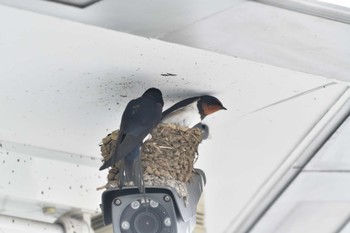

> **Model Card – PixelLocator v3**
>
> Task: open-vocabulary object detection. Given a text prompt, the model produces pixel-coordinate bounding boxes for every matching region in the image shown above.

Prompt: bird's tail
[119,148,145,193]
[99,157,112,170]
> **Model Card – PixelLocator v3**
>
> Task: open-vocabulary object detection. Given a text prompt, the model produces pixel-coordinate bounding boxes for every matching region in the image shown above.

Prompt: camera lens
[134,211,159,233]
[119,197,176,233]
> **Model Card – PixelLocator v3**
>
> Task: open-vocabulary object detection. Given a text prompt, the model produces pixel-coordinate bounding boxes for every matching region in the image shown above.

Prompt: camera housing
[101,169,206,233]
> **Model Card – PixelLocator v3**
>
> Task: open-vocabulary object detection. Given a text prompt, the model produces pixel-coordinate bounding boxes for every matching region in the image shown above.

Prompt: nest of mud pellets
[100,123,203,199]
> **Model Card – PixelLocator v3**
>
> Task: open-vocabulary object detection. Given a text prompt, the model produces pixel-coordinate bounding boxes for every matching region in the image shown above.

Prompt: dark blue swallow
[161,95,226,129]
[100,88,164,189]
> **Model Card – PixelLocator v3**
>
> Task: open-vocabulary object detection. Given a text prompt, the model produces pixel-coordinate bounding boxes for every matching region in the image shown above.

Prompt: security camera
[101,169,206,233]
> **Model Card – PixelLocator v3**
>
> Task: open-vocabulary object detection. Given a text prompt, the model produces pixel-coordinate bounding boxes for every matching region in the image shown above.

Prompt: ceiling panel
[251,172,350,233]
[306,114,350,171]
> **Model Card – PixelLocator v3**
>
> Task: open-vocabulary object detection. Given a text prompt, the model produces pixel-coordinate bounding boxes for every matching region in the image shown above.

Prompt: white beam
[0,214,64,233]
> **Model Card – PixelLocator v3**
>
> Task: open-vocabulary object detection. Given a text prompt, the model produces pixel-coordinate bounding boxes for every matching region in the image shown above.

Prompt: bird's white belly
[162,102,201,128]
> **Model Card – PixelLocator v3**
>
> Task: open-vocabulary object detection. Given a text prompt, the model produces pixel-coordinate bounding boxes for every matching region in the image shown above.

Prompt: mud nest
[100,123,203,199]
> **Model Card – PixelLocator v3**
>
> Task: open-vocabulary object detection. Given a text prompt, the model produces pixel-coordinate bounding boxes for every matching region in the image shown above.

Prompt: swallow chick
[161,95,226,128]
[100,88,164,191]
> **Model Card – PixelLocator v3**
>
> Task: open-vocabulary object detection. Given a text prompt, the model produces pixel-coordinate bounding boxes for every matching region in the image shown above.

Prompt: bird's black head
[142,88,164,106]
[198,95,226,119]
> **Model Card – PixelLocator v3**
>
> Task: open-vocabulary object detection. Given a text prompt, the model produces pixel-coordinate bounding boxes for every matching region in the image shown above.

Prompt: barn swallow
[100,88,164,189]
[161,95,226,128]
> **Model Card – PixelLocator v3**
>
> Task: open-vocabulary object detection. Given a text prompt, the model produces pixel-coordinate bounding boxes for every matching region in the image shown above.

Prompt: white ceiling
[0,0,349,81]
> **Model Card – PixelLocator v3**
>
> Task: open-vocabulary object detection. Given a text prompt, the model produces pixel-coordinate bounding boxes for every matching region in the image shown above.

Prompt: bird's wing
[114,97,162,160]
[122,98,162,135]
[162,96,200,118]
[99,97,162,170]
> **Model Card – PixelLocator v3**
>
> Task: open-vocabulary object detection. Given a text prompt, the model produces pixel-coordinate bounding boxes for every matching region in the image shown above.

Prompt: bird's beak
[222,106,227,110]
